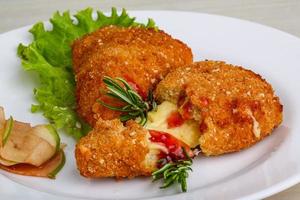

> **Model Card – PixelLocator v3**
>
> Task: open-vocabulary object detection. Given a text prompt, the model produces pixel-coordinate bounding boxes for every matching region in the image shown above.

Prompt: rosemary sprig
[152,149,193,192]
[97,76,157,126]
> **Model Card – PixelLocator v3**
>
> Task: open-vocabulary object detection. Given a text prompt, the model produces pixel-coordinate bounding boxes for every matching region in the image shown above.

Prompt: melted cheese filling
[145,101,200,148]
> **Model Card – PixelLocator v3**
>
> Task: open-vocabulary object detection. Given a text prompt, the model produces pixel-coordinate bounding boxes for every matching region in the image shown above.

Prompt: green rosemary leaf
[160,177,175,189]
[127,112,140,117]
[98,76,156,125]
[152,163,172,176]
[105,92,123,101]
[151,148,193,192]
[119,114,136,122]
[138,112,147,125]
[115,77,132,91]
[181,175,187,192]
[122,105,132,110]
[103,76,124,92]
[127,90,142,103]
[106,85,132,105]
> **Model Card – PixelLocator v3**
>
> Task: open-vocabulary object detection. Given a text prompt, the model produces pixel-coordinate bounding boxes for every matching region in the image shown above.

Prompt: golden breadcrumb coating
[155,61,283,156]
[72,25,193,126]
[75,119,157,178]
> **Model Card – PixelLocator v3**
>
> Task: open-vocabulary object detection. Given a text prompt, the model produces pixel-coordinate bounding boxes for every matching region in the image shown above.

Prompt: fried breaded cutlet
[72,25,193,126]
[75,119,159,178]
[155,61,283,156]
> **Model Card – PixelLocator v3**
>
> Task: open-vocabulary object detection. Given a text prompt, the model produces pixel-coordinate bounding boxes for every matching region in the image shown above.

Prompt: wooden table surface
[0,0,299,199]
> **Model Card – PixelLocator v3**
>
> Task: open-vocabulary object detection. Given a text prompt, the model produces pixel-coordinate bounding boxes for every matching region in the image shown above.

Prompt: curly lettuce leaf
[18,7,156,140]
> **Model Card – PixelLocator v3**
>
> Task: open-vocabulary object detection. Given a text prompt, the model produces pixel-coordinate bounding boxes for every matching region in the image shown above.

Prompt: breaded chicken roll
[75,119,192,178]
[72,25,193,126]
[75,119,156,178]
[154,61,283,156]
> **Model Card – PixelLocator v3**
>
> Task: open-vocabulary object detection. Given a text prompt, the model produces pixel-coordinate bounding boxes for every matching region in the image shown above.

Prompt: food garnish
[97,76,157,126]
[0,107,65,178]
[0,150,65,179]
[18,8,156,139]
[152,148,193,192]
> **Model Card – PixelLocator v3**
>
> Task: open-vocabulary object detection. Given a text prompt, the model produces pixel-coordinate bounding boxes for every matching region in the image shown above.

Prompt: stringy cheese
[246,109,261,138]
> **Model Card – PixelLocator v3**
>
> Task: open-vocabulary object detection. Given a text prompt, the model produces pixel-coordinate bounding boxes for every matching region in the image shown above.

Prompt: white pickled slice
[0,122,57,166]
[0,121,32,163]
[31,125,60,153]
[24,138,56,166]
[0,150,65,179]
[0,156,17,166]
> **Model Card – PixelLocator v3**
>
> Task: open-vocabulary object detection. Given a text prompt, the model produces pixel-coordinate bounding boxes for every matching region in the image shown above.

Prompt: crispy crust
[72,25,193,126]
[155,61,283,156]
[75,119,156,178]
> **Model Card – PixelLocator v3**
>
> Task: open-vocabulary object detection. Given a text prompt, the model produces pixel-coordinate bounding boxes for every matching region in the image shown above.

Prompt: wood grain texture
[0,0,299,199]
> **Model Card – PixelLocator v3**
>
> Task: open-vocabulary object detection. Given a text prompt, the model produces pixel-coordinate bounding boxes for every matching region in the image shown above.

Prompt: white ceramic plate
[0,10,299,200]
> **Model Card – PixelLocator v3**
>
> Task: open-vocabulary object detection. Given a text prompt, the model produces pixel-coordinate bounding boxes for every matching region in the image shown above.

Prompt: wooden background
[0,0,299,199]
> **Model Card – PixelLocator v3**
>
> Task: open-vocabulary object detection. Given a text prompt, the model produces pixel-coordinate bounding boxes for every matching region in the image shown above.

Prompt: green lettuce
[18,8,156,140]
